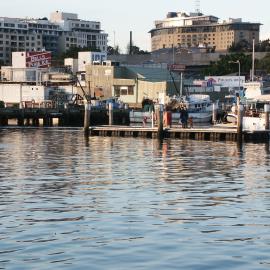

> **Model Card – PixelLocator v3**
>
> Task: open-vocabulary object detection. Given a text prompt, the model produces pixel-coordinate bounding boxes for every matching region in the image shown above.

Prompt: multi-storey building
[0,11,108,65]
[149,11,261,52]
[50,11,108,54]
[0,17,45,65]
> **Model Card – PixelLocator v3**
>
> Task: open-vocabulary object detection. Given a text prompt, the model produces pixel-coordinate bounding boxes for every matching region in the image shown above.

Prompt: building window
[116,86,134,96]
[114,86,120,97]
[120,88,128,95]
[128,86,134,95]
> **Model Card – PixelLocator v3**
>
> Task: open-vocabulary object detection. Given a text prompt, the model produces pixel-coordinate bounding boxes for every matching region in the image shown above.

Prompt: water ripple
[0,129,270,269]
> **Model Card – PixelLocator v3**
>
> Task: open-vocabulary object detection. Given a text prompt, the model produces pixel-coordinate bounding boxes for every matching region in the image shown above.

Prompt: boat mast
[251,39,255,81]
[180,72,183,97]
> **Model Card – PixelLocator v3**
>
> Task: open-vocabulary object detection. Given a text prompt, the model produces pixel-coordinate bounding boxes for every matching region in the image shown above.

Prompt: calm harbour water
[0,128,270,270]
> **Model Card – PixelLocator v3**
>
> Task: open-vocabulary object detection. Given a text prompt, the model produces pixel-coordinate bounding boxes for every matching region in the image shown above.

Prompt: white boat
[168,94,213,123]
[225,113,237,124]
[225,81,270,123]
[225,104,238,123]
[130,94,213,123]
[129,110,212,124]
[172,111,212,123]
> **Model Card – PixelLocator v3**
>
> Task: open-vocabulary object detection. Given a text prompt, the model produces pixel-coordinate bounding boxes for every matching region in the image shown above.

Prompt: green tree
[255,39,270,52]
[202,53,253,76]
[107,45,120,55]
[126,43,150,55]
[229,40,252,53]
[61,46,100,59]
[257,53,270,73]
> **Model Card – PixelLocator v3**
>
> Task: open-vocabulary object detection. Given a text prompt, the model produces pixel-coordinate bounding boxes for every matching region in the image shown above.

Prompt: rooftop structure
[150,11,261,52]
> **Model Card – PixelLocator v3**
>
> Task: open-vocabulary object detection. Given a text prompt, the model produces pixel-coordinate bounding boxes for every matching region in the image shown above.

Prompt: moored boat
[130,94,214,124]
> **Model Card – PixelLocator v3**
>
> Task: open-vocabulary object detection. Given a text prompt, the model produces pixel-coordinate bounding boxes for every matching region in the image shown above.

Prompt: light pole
[229,60,241,93]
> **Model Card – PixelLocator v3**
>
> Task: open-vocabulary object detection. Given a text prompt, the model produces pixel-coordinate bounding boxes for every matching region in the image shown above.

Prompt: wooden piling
[84,102,91,137]
[237,104,244,142]
[212,103,217,125]
[109,103,113,126]
[264,104,270,130]
[156,104,164,140]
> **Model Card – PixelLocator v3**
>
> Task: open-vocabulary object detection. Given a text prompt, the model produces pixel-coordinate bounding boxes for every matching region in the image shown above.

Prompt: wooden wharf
[0,107,129,127]
[0,106,269,143]
[0,108,64,126]
[89,125,270,142]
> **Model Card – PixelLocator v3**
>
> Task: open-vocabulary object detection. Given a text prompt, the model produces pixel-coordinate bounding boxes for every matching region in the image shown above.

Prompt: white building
[0,51,79,105]
[64,58,78,74]
[0,11,108,65]
[1,51,52,82]
[50,11,108,54]
[0,84,49,104]
[78,51,107,72]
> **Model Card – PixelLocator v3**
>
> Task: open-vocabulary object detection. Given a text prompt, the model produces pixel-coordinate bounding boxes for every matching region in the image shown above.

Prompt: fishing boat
[130,94,213,124]
[169,94,213,123]
[225,81,270,123]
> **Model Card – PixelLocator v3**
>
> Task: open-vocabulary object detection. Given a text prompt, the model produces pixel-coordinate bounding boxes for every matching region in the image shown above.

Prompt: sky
[1,0,269,52]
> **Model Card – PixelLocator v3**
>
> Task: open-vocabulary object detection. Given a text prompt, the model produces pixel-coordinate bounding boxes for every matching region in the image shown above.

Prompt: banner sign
[205,76,245,88]
[26,52,51,68]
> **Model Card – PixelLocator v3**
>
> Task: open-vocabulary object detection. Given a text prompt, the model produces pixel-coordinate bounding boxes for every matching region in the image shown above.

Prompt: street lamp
[229,60,241,93]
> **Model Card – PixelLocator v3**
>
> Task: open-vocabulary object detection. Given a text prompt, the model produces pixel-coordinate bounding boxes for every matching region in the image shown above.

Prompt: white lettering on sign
[26,52,51,68]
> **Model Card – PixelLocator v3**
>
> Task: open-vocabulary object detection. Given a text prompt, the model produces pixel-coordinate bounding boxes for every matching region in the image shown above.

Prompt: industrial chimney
[129,31,133,55]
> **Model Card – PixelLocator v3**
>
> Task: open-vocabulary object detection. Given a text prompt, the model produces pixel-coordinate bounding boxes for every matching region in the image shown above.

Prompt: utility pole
[229,60,241,93]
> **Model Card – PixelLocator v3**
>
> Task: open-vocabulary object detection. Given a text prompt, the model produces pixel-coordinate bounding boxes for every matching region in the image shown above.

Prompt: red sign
[167,64,186,72]
[26,52,51,68]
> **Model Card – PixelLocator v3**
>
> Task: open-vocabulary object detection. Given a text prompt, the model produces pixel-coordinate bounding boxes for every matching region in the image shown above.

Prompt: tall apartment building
[50,11,107,54]
[150,11,261,52]
[0,11,108,65]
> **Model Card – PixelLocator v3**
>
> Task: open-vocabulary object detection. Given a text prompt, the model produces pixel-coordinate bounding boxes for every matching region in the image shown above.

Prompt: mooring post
[157,104,164,139]
[264,104,270,130]
[237,104,244,141]
[109,103,113,126]
[212,103,217,125]
[84,101,91,136]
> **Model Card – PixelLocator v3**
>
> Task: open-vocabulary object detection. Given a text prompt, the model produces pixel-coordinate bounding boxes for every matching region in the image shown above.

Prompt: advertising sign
[167,64,186,72]
[205,76,245,88]
[91,52,107,63]
[26,52,51,68]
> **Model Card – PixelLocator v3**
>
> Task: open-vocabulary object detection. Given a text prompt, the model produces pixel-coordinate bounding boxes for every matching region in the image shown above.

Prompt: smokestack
[129,31,133,55]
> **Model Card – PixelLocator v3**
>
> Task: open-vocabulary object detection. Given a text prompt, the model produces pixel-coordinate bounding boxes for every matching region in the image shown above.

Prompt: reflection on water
[0,128,270,269]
